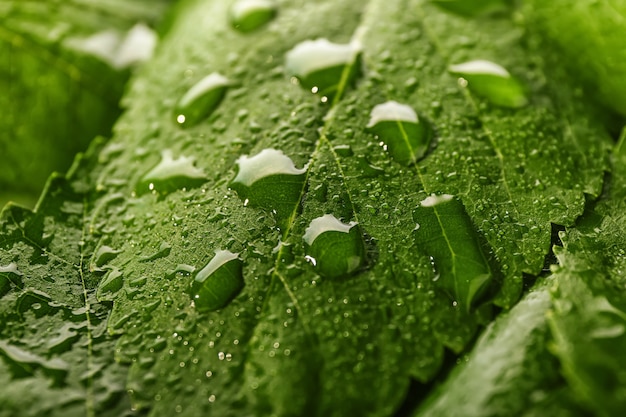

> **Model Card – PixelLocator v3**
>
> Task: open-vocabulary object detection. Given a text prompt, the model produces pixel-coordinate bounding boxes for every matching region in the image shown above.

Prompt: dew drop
[366,101,433,165]
[136,150,206,195]
[285,39,361,98]
[191,251,244,312]
[230,149,307,228]
[65,23,157,70]
[303,214,365,279]
[229,0,277,33]
[0,263,24,297]
[413,194,493,311]
[139,241,172,262]
[174,72,231,127]
[448,60,528,108]
[93,245,122,267]
[96,267,124,300]
[0,340,69,384]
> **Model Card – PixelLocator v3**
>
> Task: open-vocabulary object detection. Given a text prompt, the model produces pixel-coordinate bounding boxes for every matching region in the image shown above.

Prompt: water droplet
[93,245,122,267]
[366,101,433,165]
[431,0,507,17]
[0,340,69,384]
[139,241,172,262]
[16,290,55,316]
[303,214,365,279]
[65,23,157,70]
[175,73,231,127]
[191,251,244,312]
[0,263,24,297]
[448,60,527,108]
[230,0,277,33]
[413,194,493,311]
[97,267,124,300]
[136,150,206,195]
[230,149,307,228]
[128,275,148,288]
[285,39,360,98]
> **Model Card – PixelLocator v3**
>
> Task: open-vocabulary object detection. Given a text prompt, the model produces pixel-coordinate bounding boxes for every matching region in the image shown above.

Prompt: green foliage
[0,0,172,207]
[0,0,624,416]
[524,0,626,117]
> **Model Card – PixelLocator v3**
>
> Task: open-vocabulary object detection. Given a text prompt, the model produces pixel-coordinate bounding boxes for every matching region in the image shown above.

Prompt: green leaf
[0,139,135,417]
[414,277,585,417]
[523,0,626,117]
[545,136,626,416]
[0,0,616,416]
[0,0,171,207]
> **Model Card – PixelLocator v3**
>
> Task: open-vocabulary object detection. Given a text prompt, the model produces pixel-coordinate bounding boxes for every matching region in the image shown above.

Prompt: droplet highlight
[175,72,230,127]
[303,214,365,279]
[136,150,206,195]
[230,0,277,33]
[230,149,307,228]
[285,39,360,99]
[366,101,433,165]
[191,250,244,312]
[448,60,528,108]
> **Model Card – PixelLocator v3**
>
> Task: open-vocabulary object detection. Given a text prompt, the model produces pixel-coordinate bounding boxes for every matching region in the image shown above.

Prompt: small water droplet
[191,251,244,312]
[303,214,365,279]
[229,0,277,33]
[366,101,433,165]
[448,60,527,108]
[139,241,172,262]
[136,150,206,195]
[175,73,231,127]
[230,149,307,228]
[285,39,360,98]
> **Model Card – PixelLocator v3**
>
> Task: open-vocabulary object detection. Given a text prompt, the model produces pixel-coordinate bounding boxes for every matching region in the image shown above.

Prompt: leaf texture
[0,0,616,416]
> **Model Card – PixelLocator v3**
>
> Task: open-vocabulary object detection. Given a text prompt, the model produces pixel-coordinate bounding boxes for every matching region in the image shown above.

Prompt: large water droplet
[136,150,206,195]
[366,101,433,165]
[191,251,244,312]
[285,39,360,99]
[230,149,307,228]
[93,245,122,267]
[0,340,69,384]
[16,290,55,317]
[175,73,231,127]
[448,60,527,108]
[230,0,277,33]
[303,214,365,279]
[413,194,493,311]
[431,0,508,17]
[0,263,24,297]
[97,267,124,301]
[65,23,157,70]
